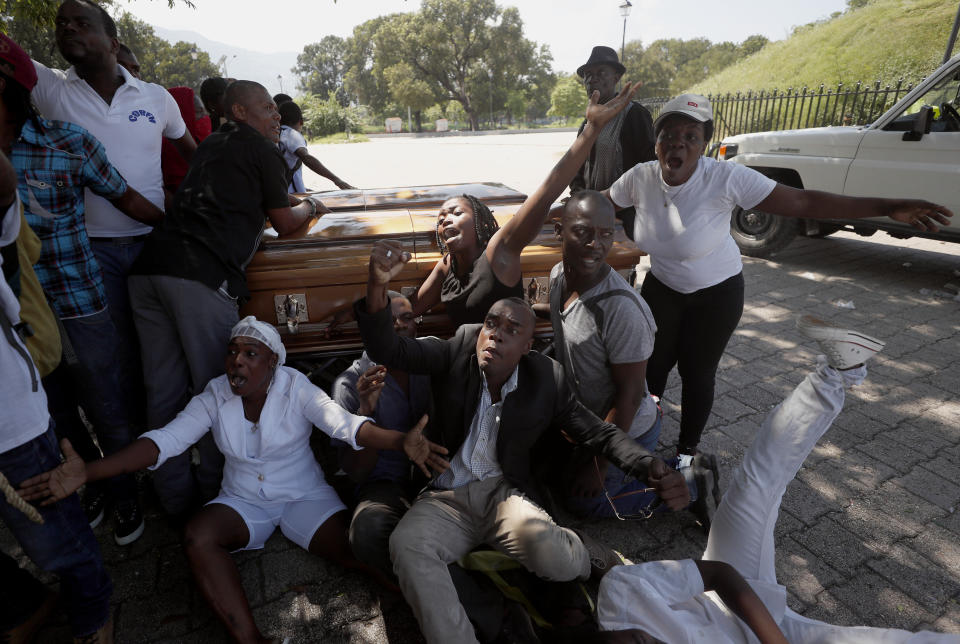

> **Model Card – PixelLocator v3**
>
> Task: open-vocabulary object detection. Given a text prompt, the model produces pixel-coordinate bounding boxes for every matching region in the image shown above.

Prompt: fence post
[830,84,842,124]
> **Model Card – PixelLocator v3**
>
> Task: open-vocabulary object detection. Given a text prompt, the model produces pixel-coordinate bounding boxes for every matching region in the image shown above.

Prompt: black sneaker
[83,489,107,529]
[689,453,722,535]
[113,500,145,546]
[572,529,626,581]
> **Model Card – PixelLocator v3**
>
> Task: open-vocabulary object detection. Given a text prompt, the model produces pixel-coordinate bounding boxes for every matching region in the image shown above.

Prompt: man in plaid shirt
[0,33,163,547]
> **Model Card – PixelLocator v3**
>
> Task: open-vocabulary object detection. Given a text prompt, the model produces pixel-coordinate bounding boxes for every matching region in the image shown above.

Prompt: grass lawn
[691,0,957,96]
[307,132,370,144]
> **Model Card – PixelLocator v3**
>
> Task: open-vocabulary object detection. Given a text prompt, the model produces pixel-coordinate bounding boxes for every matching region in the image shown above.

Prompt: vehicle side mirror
[902,105,933,141]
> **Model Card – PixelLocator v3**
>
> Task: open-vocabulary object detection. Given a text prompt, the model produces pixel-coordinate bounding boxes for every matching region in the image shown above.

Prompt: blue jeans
[0,426,112,637]
[46,309,137,504]
[90,237,146,424]
[565,409,697,519]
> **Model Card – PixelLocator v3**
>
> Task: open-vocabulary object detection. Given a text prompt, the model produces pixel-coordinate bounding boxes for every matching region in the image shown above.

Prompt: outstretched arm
[756,184,953,232]
[355,414,449,478]
[296,148,355,190]
[485,83,641,285]
[19,438,160,505]
[695,560,789,644]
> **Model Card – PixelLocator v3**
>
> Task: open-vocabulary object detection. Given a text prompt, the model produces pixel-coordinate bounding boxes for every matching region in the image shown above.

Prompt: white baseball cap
[654,93,713,133]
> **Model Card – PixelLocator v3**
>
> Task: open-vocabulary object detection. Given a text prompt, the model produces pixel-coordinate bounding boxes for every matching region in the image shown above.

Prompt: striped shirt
[433,364,519,489]
[13,118,127,319]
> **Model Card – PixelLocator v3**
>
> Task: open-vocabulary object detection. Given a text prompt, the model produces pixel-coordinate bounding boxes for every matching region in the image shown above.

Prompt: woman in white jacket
[20,316,449,644]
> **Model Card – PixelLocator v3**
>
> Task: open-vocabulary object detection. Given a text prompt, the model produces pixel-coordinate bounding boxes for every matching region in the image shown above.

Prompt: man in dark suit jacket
[354,243,689,644]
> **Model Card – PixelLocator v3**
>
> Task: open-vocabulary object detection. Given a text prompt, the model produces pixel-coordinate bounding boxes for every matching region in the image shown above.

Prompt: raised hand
[18,439,87,506]
[368,240,411,287]
[585,81,640,130]
[885,200,953,232]
[356,364,387,416]
[646,458,690,511]
[402,414,449,478]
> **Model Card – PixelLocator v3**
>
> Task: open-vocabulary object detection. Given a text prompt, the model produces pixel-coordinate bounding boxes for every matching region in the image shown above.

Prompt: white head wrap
[230,316,286,366]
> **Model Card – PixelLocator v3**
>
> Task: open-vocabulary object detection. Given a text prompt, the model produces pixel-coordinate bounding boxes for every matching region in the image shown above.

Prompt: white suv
[718,55,960,257]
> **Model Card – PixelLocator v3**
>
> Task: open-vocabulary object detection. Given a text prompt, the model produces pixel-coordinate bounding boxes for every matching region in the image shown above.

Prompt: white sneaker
[796,315,884,369]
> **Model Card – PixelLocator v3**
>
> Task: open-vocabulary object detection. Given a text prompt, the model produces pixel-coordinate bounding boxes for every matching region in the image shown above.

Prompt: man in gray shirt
[547,190,720,528]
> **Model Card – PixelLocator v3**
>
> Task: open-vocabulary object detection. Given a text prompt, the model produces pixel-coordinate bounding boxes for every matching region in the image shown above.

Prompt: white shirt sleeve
[159,88,188,140]
[287,128,308,153]
[608,166,638,209]
[140,388,217,469]
[30,60,66,115]
[727,163,776,211]
[294,375,370,450]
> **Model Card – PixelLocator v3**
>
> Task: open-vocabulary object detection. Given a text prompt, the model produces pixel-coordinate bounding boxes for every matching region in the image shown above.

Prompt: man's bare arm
[169,131,197,164]
[110,187,164,225]
[295,147,354,189]
[695,560,789,644]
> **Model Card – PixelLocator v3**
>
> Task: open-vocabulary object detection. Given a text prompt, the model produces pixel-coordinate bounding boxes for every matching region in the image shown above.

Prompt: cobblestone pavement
[4,230,957,643]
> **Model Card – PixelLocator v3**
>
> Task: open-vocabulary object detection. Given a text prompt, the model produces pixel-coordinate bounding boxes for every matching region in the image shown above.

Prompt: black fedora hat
[576,46,626,78]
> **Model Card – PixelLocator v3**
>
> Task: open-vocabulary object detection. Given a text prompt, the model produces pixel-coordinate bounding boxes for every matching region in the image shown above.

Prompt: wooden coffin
[241,183,643,358]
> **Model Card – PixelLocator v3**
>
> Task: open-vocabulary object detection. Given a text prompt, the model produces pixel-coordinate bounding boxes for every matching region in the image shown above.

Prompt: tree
[341,15,395,115]
[293,35,348,104]
[622,35,772,96]
[115,13,218,90]
[300,94,360,137]
[739,34,769,57]
[383,62,437,132]
[505,89,526,125]
[622,40,673,98]
[547,75,585,120]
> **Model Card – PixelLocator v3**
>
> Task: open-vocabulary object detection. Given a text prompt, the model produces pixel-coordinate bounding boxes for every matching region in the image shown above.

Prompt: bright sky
[119,0,849,74]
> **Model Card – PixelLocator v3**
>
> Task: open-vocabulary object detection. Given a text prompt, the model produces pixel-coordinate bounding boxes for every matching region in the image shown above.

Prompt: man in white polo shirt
[30,0,196,424]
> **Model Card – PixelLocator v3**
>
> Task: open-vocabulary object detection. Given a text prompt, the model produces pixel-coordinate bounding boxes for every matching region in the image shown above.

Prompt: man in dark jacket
[569,46,656,239]
[354,241,689,644]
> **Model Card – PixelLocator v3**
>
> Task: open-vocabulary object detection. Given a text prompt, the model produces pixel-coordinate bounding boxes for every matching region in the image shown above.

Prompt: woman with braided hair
[331,82,642,335]
[425,192,521,326]
[391,82,643,328]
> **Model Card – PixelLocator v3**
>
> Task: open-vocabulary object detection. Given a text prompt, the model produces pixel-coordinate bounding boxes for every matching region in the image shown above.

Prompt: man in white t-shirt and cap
[30,0,197,431]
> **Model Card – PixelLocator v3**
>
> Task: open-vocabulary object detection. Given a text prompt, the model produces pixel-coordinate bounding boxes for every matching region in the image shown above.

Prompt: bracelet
[305,197,317,217]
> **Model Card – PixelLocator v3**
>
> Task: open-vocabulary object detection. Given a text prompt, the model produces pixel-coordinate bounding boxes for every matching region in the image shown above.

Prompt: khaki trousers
[389,476,590,644]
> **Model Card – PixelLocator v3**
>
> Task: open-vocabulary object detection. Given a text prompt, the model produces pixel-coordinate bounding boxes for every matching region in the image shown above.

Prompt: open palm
[402,414,450,477]
[585,81,640,129]
[18,439,87,505]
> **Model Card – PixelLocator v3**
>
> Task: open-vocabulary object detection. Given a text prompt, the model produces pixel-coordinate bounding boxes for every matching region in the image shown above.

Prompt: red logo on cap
[687,101,698,107]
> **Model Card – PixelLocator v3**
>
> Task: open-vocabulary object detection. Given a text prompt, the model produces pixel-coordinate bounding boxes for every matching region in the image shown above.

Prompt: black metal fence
[639,78,921,140]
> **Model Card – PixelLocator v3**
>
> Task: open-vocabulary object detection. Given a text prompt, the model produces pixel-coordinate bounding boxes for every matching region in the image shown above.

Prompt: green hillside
[690,0,957,96]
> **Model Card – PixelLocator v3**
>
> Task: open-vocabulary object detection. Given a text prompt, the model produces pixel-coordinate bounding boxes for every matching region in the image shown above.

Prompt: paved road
[4,133,959,642]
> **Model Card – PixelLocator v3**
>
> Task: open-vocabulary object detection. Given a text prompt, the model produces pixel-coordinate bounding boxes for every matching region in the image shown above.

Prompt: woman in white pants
[597,317,958,644]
